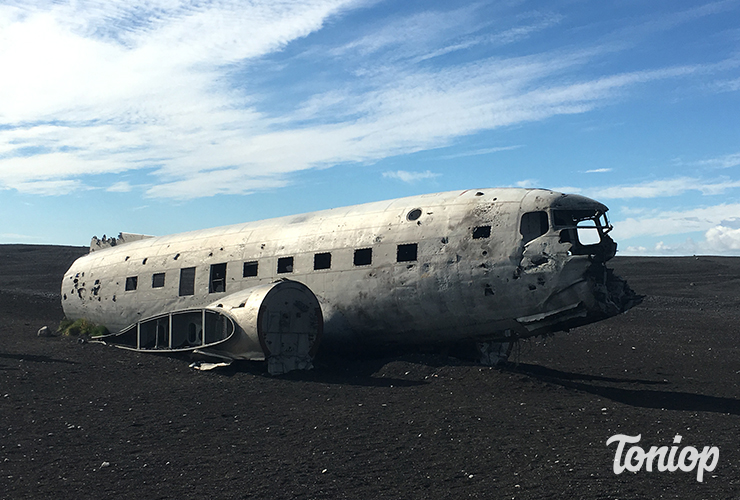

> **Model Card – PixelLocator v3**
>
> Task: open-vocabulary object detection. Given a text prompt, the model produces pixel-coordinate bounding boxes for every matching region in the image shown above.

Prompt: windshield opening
[554,209,615,258]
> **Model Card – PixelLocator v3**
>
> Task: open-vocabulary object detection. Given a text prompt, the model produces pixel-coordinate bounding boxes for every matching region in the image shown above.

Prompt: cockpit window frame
[553,207,616,259]
[552,209,612,235]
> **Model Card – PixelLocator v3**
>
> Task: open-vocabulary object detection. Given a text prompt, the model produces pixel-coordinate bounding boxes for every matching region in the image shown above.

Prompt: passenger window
[314,252,331,270]
[125,276,138,291]
[179,267,196,296]
[243,261,258,277]
[472,225,491,239]
[354,248,372,266]
[152,273,165,288]
[209,263,227,293]
[397,243,418,262]
[277,257,294,274]
[520,211,549,244]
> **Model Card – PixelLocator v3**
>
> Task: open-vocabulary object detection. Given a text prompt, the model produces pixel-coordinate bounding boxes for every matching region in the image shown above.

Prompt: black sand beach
[2,245,739,499]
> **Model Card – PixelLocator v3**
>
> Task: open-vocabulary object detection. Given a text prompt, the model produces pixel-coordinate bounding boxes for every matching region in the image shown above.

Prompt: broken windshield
[554,209,614,256]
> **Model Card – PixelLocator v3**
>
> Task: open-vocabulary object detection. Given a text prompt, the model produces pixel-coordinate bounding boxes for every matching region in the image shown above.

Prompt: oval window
[407,208,422,221]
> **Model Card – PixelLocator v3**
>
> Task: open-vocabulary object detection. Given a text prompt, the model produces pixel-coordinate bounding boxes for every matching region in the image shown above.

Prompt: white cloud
[704,225,740,251]
[611,203,740,240]
[410,12,564,64]
[620,245,648,255]
[585,168,612,173]
[107,181,133,192]
[147,172,288,199]
[582,177,740,199]
[653,239,698,255]
[712,77,740,93]
[697,152,740,169]
[437,145,522,160]
[618,227,740,257]
[382,170,440,183]
[618,205,650,216]
[0,0,360,195]
[8,179,86,196]
[0,1,731,199]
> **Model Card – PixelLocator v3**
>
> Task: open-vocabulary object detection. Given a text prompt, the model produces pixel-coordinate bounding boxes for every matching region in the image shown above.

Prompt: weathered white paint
[62,188,638,368]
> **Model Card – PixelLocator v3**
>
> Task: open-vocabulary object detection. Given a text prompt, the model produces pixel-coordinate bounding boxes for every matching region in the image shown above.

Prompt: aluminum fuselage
[62,188,628,347]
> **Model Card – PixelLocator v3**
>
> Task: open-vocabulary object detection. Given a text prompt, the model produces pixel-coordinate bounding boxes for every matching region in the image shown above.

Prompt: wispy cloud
[332,5,484,60]
[437,145,522,160]
[382,170,440,183]
[8,179,87,196]
[328,5,563,64]
[601,0,740,50]
[107,181,133,193]
[584,168,612,173]
[0,1,736,201]
[571,177,740,199]
[0,0,361,196]
[410,11,564,64]
[711,77,740,92]
[696,152,740,169]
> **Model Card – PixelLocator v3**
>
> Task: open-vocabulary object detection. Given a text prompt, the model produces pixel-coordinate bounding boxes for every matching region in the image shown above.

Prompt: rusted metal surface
[62,188,640,371]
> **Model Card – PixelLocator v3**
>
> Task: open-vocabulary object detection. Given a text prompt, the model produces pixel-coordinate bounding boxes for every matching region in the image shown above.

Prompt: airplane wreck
[61,188,641,374]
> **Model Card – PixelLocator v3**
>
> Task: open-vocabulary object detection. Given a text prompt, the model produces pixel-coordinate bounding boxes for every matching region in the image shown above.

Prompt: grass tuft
[58,318,109,337]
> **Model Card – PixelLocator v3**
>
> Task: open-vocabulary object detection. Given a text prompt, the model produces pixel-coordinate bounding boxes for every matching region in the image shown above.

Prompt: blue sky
[1,0,739,255]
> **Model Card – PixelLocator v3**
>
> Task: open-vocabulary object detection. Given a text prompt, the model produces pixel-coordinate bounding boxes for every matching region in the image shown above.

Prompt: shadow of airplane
[0,352,79,365]
[511,363,668,385]
[197,355,430,388]
[509,363,740,415]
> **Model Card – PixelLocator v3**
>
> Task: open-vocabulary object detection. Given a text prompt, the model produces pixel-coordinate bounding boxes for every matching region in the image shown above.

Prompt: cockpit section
[552,208,616,260]
[516,191,618,262]
[510,190,640,339]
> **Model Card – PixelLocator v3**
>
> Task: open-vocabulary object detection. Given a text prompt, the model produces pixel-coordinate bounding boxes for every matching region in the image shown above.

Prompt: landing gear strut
[477,330,515,366]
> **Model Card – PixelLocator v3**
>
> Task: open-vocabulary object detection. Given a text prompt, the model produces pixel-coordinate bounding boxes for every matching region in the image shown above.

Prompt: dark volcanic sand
[1,245,739,499]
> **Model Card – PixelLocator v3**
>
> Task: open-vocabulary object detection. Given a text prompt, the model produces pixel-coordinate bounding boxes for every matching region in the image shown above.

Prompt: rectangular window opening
[209,263,227,293]
[314,252,331,270]
[277,256,294,274]
[553,209,597,228]
[152,273,165,288]
[472,225,491,239]
[576,224,602,245]
[354,248,372,266]
[125,276,138,291]
[397,243,418,262]
[243,261,258,278]
[179,267,196,296]
[520,211,549,244]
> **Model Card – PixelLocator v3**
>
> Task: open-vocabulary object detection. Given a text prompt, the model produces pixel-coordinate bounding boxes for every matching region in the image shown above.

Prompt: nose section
[515,257,642,336]
[584,259,643,317]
